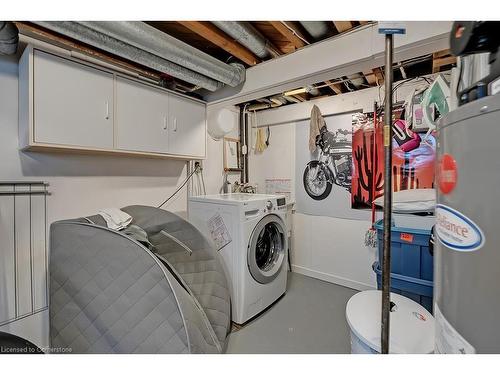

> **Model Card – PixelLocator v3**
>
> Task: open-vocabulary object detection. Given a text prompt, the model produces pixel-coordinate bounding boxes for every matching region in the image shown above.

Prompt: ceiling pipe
[78,21,245,87]
[34,22,223,92]
[0,22,19,55]
[212,21,280,59]
[299,21,330,40]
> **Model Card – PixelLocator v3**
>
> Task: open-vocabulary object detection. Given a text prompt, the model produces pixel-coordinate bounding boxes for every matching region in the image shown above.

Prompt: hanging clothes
[309,104,326,152]
[255,127,268,153]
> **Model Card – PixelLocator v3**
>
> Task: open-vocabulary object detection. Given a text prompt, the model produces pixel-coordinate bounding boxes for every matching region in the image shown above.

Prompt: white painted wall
[249,123,296,199]
[0,53,226,348]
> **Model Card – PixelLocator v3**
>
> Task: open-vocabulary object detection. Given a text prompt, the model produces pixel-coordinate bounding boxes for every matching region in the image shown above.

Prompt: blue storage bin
[373,261,433,312]
[374,219,433,282]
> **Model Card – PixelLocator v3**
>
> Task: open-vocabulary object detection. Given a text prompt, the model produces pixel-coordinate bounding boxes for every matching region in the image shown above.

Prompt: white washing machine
[188,193,288,324]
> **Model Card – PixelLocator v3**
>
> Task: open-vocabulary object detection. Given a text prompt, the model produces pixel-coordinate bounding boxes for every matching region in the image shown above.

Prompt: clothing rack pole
[381,33,394,355]
[371,102,377,228]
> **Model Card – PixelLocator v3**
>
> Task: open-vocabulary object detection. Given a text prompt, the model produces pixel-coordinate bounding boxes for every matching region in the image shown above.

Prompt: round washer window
[248,215,287,284]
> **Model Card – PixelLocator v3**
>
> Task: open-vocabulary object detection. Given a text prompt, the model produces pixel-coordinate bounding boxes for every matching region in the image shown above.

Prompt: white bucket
[345,290,435,354]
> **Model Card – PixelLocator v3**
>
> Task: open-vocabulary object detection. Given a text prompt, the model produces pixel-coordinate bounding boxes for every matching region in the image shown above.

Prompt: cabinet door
[33,50,114,149]
[168,94,206,158]
[115,77,170,154]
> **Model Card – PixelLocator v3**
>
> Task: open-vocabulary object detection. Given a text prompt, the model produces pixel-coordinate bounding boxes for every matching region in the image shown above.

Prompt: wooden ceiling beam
[268,21,306,50]
[373,68,385,85]
[292,93,307,102]
[434,49,452,59]
[362,70,377,86]
[324,80,343,95]
[333,21,354,33]
[178,21,261,65]
[432,53,457,73]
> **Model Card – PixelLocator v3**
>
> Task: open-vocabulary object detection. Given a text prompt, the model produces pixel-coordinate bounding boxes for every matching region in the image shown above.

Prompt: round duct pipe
[347,73,366,89]
[34,21,224,92]
[78,21,245,87]
[212,21,280,59]
[0,22,19,55]
[299,21,330,40]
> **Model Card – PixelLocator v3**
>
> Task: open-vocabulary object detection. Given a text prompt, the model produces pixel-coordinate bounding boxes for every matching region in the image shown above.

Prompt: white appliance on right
[188,193,288,324]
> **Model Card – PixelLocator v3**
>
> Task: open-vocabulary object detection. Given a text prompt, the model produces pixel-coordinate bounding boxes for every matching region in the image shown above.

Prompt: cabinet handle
[172,117,178,132]
[163,116,168,130]
[105,101,110,120]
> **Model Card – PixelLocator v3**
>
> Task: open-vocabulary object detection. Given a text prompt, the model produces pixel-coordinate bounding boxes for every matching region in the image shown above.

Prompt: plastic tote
[345,290,435,354]
[373,261,433,312]
[374,219,433,282]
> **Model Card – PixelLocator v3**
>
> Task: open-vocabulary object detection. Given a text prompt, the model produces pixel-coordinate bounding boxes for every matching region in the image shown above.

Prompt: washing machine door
[247,214,287,284]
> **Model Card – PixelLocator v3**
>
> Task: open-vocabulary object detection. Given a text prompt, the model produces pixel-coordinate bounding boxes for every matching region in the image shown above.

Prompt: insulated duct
[0,22,19,55]
[347,73,366,89]
[299,21,330,39]
[78,21,245,87]
[212,21,280,59]
[34,22,223,91]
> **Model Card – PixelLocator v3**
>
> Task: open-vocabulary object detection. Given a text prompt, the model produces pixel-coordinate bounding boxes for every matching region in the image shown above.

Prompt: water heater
[434,94,500,353]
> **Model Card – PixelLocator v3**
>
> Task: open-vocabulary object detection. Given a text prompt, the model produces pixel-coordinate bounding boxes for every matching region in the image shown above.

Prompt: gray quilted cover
[49,205,231,353]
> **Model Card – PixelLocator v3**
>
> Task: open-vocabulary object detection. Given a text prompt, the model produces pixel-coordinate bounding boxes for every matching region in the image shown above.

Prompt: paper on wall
[207,213,232,251]
[434,303,476,354]
[265,178,291,201]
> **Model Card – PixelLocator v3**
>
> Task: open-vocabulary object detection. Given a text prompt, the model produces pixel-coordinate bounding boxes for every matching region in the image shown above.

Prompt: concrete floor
[226,272,358,354]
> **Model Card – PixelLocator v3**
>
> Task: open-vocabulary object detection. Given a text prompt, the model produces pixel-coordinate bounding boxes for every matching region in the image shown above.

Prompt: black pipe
[238,105,246,184]
[243,111,249,183]
[381,33,394,355]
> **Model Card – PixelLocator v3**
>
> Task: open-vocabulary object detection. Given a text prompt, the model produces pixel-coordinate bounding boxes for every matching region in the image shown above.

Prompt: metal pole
[381,33,394,355]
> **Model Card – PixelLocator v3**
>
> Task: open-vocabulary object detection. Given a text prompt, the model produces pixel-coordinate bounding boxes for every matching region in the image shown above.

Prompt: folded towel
[98,208,132,230]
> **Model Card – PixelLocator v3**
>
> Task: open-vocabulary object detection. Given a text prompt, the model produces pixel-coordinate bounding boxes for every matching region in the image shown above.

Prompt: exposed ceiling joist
[292,93,307,102]
[432,50,456,73]
[324,79,343,94]
[333,21,354,33]
[373,67,385,85]
[434,49,452,59]
[178,21,261,65]
[362,70,377,86]
[268,21,306,50]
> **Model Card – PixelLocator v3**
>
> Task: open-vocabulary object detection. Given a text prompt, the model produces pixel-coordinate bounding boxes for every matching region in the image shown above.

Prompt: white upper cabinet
[32,50,114,149]
[19,46,207,160]
[115,76,170,154]
[169,94,206,157]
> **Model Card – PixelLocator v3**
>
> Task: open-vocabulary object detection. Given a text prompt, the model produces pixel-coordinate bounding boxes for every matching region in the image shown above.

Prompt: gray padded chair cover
[49,205,231,354]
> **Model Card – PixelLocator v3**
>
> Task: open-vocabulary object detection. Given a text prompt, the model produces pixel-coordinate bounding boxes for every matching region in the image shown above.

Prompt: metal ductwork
[212,21,280,59]
[299,21,330,40]
[78,21,245,87]
[348,73,366,89]
[0,22,19,55]
[33,22,239,92]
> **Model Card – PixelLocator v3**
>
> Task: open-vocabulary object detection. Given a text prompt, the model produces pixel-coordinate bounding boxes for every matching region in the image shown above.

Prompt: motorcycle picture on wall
[303,126,352,200]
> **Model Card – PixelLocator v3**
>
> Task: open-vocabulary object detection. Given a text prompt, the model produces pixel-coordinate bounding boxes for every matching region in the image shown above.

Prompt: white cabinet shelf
[19,46,207,160]
[115,76,170,154]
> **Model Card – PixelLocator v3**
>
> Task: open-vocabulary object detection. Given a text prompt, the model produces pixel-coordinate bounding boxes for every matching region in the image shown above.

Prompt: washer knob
[266,200,273,210]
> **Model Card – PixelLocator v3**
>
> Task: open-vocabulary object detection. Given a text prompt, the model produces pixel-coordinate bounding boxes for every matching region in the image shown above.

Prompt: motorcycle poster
[295,112,369,221]
[351,111,436,210]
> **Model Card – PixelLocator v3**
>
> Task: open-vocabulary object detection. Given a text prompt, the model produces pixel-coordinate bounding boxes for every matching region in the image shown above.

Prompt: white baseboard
[291,264,376,292]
